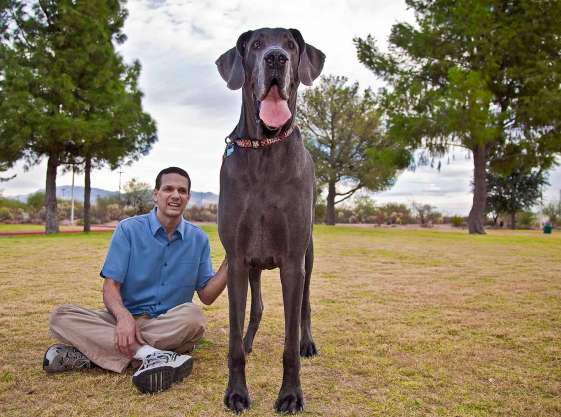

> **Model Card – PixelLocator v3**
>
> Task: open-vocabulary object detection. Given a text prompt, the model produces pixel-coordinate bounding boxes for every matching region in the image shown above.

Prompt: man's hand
[103,278,147,357]
[115,313,146,357]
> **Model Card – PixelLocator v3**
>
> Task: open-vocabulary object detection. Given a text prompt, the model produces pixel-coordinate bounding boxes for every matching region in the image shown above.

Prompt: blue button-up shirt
[100,208,214,317]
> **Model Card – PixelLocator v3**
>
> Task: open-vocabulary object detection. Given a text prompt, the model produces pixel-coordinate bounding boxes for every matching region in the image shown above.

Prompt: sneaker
[132,351,193,394]
[43,344,93,373]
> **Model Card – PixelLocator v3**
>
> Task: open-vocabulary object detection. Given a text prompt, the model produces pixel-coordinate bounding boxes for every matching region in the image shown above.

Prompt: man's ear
[215,30,253,90]
[153,189,158,204]
[289,29,325,86]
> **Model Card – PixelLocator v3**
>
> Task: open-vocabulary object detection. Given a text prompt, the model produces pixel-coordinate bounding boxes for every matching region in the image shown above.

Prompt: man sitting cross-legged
[43,166,227,393]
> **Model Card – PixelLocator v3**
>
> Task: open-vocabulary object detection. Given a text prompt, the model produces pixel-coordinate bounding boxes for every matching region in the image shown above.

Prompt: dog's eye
[287,40,295,50]
[253,40,262,49]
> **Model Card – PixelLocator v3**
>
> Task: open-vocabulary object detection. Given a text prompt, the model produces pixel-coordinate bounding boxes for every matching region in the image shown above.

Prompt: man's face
[153,173,190,220]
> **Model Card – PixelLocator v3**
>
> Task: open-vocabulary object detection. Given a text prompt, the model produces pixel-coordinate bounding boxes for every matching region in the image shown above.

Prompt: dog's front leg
[275,259,305,413]
[224,258,251,413]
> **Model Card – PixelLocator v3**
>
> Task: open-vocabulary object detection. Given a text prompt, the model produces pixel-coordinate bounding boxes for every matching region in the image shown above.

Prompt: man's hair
[155,167,191,193]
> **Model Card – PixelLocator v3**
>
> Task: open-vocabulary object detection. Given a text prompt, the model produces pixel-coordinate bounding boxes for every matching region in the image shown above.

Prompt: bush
[450,215,465,227]
[412,202,442,226]
[314,203,326,224]
[0,207,27,223]
[543,201,561,227]
[516,211,537,229]
[185,204,218,222]
[0,196,26,210]
[0,207,11,222]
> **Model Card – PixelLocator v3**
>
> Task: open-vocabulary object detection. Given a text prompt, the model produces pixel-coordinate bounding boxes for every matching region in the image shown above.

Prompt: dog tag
[224,143,235,158]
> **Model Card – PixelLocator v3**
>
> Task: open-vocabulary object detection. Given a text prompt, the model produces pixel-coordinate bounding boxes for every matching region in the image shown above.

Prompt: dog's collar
[229,125,296,149]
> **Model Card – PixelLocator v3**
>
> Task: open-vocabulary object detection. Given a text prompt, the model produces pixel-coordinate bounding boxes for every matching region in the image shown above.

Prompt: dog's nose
[264,49,288,70]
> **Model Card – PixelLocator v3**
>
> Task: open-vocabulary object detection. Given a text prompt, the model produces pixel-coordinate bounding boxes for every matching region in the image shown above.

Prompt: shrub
[450,215,464,227]
[185,204,218,222]
[0,207,11,222]
[543,201,560,227]
[516,211,537,229]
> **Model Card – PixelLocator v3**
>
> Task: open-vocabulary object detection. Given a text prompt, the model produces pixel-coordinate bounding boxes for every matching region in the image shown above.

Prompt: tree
[543,201,561,227]
[122,178,152,215]
[56,2,157,232]
[0,1,156,234]
[297,75,411,225]
[486,167,547,229]
[412,202,441,227]
[355,0,561,234]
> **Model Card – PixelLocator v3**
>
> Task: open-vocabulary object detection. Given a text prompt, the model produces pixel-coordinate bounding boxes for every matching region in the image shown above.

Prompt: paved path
[0,225,116,237]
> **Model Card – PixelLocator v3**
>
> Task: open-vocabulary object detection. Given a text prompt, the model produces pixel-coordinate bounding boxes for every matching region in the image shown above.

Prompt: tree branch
[8,9,32,49]
[334,185,362,205]
[335,183,362,197]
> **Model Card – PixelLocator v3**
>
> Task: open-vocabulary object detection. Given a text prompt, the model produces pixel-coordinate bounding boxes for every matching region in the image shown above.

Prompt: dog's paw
[224,385,251,414]
[275,387,304,414]
[299,339,318,358]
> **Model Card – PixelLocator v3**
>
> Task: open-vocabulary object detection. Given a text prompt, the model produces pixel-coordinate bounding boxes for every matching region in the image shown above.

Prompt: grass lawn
[0,224,46,232]
[0,224,89,233]
[1,225,560,416]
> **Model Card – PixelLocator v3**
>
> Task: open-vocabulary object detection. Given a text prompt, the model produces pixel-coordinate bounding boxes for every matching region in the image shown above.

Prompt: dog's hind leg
[243,268,263,354]
[300,239,318,357]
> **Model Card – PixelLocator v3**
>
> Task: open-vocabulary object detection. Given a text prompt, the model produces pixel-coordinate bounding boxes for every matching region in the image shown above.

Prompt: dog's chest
[219,145,313,259]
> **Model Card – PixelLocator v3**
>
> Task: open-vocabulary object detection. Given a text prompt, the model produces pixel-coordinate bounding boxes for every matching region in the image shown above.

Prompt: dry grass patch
[1,225,560,416]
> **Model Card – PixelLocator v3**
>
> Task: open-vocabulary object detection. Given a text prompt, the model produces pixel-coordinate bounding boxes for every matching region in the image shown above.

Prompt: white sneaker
[132,351,193,393]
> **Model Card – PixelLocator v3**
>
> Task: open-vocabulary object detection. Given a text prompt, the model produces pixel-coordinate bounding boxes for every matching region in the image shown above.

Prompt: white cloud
[2,0,560,216]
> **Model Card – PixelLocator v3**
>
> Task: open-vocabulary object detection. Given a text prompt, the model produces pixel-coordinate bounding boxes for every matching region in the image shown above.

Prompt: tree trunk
[325,180,336,225]
[83,156,91,232]
[510,211,516,230]
[45,154,59,234]
[468,143,487,234]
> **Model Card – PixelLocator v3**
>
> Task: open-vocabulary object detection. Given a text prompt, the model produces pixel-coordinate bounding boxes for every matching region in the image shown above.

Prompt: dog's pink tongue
[259,85,291,128]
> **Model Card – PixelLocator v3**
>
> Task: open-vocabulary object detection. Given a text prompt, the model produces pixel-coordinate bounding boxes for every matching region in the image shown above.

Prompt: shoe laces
[140,351,177,369]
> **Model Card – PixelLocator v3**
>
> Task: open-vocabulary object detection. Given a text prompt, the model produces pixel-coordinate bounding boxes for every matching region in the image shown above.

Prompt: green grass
[0,224,46,232]
[1,225,560,416]
[0,224,95,233]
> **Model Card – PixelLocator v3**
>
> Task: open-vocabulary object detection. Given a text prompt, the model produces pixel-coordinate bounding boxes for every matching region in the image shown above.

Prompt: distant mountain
[11,186,218,207]
[189,191,219,207]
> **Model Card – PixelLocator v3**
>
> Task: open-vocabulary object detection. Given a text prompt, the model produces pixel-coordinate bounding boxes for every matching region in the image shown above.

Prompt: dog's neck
[229,87,298,141]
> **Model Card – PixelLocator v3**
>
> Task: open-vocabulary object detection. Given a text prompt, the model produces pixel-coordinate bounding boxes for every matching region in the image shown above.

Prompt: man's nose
[264,49,289,71]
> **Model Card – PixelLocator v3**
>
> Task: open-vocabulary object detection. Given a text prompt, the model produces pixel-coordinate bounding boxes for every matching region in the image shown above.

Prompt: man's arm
[103,278,145,357]
[197,258,228,305]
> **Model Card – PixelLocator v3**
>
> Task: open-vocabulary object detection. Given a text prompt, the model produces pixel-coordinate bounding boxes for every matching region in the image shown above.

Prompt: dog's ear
[216,30,253,90]
[289,29,325,86]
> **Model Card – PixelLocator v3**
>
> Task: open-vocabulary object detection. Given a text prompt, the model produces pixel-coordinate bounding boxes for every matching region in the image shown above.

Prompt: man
[43,167,227,394]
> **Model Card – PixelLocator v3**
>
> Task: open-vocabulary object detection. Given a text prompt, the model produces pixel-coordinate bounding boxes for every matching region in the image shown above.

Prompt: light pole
[70,165,75,225]
[118,169,124,202]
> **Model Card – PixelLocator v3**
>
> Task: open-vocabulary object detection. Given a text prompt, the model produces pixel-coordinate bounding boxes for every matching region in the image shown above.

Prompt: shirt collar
[148,207,186,240]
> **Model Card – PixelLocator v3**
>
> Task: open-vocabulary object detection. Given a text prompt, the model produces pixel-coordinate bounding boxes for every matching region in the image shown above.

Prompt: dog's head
[216,28,325,132]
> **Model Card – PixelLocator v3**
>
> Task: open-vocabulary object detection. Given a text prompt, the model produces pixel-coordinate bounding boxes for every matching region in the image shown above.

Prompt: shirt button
[161,282,165,286]
[164,262,168,267]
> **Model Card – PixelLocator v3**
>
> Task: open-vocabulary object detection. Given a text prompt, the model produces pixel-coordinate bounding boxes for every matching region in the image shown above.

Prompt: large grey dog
[215,28,325,413]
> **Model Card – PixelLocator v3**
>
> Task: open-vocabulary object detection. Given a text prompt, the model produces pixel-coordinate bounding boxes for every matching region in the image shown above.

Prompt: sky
[2,0,560,215]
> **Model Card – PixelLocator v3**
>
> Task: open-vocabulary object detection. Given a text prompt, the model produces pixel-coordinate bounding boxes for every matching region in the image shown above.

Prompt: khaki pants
[48,303,206,373]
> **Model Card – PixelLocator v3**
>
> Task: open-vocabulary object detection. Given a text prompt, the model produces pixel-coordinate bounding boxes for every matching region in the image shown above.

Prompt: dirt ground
[1,225,560,416]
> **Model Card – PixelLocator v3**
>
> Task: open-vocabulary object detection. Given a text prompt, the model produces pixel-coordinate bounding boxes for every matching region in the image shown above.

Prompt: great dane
[215,28,325,413]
